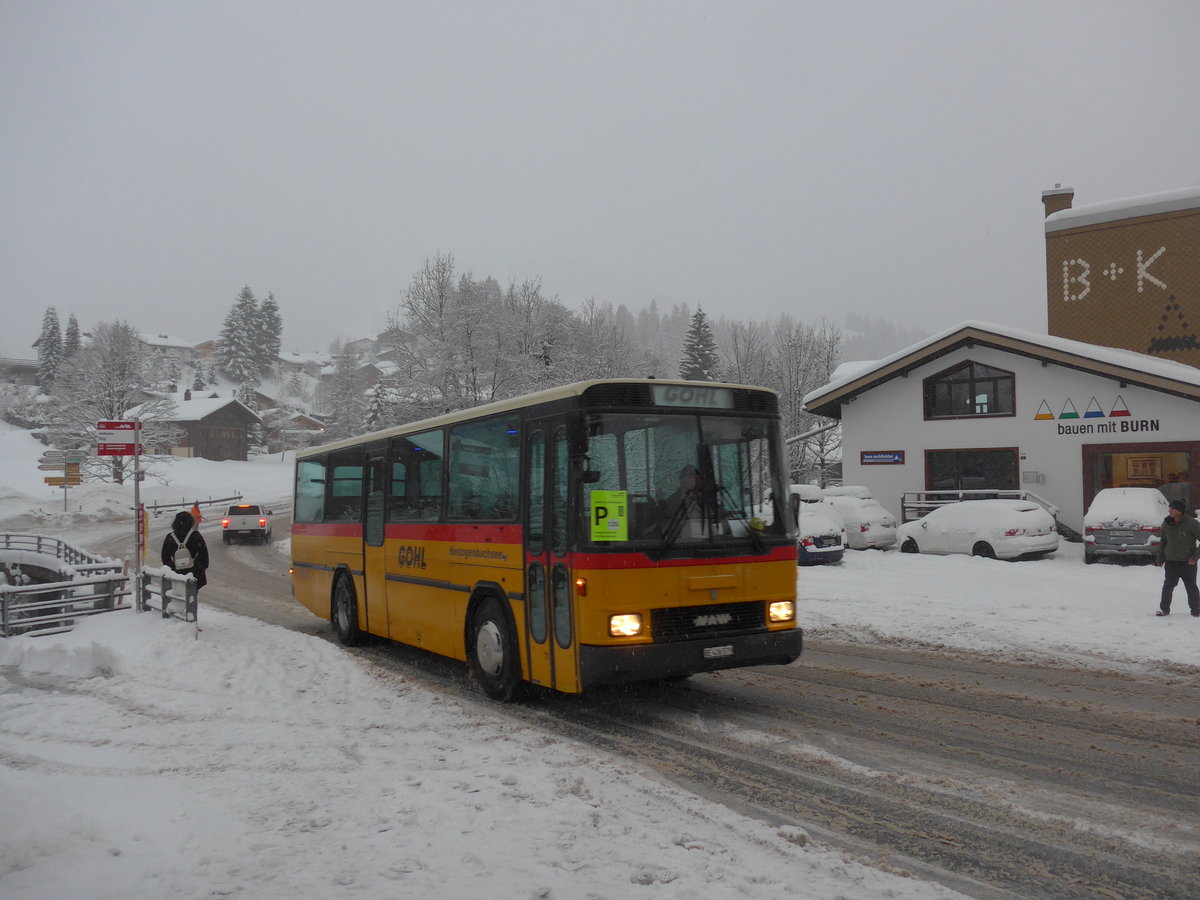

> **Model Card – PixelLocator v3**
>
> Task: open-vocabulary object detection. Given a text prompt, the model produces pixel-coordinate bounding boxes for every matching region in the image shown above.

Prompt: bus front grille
[651,601,765,642]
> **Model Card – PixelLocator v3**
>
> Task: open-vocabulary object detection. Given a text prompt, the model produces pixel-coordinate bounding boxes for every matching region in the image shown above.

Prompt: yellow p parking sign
[590,490,628,541]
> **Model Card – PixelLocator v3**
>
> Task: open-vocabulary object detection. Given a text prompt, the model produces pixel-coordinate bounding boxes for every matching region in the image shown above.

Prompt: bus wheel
[331,574,366,646]
[469,597,520,702]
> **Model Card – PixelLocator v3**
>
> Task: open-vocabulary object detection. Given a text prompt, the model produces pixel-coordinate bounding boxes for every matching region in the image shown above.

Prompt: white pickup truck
[220,503,273,545]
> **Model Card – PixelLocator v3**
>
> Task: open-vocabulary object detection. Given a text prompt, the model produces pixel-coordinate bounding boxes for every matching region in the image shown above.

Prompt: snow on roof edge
[803,320,1200,408]
[1045,185,1200,233]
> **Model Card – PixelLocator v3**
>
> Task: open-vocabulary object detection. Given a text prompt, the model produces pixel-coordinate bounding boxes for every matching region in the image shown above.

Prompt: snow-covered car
[1083,487,1170,565]
[897,499,1059,560]
[819,487,896,550]
[790,485,844,565]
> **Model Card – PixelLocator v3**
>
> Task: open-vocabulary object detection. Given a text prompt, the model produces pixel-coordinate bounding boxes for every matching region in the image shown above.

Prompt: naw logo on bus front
[397,545,426,569]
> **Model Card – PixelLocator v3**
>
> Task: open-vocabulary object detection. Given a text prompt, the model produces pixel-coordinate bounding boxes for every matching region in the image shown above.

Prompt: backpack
[173,529,196,570]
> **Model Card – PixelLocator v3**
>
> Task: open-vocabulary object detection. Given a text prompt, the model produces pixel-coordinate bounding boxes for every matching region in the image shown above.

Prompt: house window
[926,449,1019,492]
[923,361,1014,419]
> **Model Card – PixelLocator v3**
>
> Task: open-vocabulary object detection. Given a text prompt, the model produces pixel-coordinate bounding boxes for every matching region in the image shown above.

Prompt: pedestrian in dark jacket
[1154,499,1199,617]
[162,510,210,590]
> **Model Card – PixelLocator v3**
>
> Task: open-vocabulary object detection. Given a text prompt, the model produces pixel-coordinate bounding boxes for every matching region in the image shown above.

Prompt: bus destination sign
[650,385,734,409]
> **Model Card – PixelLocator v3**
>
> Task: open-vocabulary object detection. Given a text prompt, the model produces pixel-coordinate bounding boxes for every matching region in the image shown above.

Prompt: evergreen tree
[257,292,283,378]
[62,314,81,359]
[236,382,266,454]
[322,350,366,441]
[214,286,261,387]
[35,307,63,388]
[361,371,404,432]
[678,307,721,381]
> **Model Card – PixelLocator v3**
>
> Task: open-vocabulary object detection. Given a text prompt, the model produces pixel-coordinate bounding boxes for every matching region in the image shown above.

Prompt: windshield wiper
[654,495,691,559]
[716,483,765,554]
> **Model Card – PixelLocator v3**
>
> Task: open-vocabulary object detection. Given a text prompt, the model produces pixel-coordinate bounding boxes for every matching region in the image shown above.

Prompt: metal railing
[139,568,200,639]
[0,573,131,637]
[0,533,124,569]
[900,489,1061,523]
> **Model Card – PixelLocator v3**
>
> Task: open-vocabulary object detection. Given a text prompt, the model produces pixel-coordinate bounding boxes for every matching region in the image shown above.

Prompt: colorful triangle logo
[1034,400,1054,421]
[1083,397,1105,418]
[1059,399,1080,420]
[1110,395,1131,417]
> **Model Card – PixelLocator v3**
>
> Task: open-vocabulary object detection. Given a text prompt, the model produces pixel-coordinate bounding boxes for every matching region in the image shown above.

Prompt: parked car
[820,487,897,550]
[221,504,273,545]
[789,485,845,565]
[897,499,1059,560]
[1083,487,1171,564]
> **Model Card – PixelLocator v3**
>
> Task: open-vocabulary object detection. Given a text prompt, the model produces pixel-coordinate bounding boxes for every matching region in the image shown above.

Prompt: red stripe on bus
[292,523,362,538]
[292,522,522,543]
[384,523,523,542]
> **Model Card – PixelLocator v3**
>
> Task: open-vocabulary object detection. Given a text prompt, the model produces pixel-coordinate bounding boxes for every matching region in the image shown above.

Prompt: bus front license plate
[703,645,734,659]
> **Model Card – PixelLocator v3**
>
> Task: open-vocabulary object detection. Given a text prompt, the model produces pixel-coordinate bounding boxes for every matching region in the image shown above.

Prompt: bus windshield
[582,412,791,551]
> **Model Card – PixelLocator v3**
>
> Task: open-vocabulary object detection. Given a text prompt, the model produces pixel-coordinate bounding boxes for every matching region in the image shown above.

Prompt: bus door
[362,449,389,637]
[524,421,580,692]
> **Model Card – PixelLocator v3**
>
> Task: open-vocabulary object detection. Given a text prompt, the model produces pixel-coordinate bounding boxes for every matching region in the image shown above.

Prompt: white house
[803,321,1200,535]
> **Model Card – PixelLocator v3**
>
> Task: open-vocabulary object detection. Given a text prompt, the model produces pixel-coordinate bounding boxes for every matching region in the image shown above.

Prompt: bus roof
[296,378,777,459]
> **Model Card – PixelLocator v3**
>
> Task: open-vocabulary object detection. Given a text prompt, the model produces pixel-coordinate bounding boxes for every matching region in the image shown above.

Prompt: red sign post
[97,419,145,584]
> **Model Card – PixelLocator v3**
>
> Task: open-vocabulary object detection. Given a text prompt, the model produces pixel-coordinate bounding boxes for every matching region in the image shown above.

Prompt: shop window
[1090,449,1191,510]
[924,361,1015,419]
[926,449,1018,492]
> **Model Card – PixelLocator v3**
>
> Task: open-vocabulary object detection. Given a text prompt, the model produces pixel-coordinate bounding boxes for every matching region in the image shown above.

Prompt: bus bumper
[578,628,803,689]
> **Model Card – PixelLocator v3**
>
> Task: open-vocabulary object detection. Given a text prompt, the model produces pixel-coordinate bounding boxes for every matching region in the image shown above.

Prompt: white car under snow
[897,499,1060,560]
[820,487,897,550]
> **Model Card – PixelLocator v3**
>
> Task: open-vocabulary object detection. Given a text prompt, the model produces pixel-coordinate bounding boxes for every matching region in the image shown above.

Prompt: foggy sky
[3,0,1198,358]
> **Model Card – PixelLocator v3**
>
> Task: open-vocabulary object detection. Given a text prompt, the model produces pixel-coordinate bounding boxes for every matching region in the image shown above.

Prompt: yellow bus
[291,379,801,699]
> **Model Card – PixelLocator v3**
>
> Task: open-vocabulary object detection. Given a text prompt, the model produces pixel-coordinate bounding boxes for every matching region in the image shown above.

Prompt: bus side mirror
[789,493,800,528]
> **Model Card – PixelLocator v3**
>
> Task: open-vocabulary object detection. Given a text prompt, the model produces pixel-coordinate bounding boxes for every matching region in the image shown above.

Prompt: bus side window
[448,416,519,521]
[327,449,364,522]
[390,430,444,521]
[295,458,326,523]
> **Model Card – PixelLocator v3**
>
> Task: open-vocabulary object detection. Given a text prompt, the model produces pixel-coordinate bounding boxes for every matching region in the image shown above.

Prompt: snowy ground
[1,421,1196,898]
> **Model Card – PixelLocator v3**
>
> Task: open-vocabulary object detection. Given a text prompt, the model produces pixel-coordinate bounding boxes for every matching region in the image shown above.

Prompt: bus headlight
[609,613,643,637]
[768,600,795,623]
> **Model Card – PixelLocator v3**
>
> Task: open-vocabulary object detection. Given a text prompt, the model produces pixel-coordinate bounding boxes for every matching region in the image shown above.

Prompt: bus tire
[468,596,521,702]
[331,573,366,647]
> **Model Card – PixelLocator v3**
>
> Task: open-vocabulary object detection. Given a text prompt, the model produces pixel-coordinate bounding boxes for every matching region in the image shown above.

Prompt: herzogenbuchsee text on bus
[290,379,802,699]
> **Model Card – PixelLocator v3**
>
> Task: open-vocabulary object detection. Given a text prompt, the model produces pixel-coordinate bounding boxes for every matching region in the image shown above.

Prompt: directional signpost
[39,449,88,509]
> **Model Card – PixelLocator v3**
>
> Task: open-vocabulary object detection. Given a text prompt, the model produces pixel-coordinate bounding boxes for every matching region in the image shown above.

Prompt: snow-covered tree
[321,350,366,441]
[35,307,62,388]
[256,292,283,377]
[214,287,262,387]
[678,307,721,381]
[235,383,266,454]
[45,321,181,484]
[62,314,81,360]
[361,371,404,432]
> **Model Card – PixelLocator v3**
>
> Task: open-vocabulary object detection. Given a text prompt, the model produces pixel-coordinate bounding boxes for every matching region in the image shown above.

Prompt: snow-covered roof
[1045,185,1200,233]
[279,350,330,367]
[804,320,1200,418]
[126,396,260,423]
[829,360,877,382]
[140,333,198,351]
